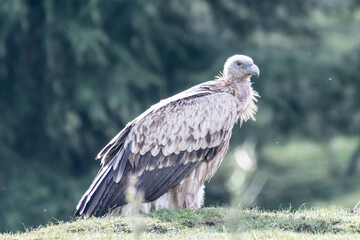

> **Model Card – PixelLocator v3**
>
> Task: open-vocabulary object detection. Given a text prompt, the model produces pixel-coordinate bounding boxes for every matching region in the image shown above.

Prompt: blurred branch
[344,139,360,176]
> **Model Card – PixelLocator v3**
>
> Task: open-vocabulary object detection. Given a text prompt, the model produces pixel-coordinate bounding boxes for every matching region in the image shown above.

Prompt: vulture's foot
[185,194,201,210]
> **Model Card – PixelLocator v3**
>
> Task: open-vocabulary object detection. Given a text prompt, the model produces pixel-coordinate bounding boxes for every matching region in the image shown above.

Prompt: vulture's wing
[75,88,238,218]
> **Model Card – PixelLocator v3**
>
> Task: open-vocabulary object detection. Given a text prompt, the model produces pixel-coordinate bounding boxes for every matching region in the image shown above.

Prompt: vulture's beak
[247,64,260,77]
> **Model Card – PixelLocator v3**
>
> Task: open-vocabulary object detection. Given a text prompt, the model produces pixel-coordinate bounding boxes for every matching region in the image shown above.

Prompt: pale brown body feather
[75,55,260,218]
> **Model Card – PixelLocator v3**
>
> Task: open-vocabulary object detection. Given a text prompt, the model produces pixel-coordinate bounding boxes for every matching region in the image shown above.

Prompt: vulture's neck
[213,75,259,124]
[205,75,259,124]
[232,80,259,124]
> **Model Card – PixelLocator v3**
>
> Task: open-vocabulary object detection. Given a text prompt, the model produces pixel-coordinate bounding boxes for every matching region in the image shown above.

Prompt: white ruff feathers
[238,84,259,125]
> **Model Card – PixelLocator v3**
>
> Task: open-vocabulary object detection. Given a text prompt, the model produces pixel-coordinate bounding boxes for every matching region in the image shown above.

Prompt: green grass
[2,207,360,239]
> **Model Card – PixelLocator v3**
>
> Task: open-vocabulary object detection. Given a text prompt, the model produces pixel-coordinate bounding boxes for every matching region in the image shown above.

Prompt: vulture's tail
[74,159,131,218]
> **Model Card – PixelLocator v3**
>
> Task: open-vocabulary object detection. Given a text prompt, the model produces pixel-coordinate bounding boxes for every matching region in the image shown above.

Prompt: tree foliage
[1,0,360,232]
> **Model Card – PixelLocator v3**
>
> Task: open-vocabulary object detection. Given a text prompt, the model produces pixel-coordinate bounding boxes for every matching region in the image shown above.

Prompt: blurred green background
[1,0,360,233]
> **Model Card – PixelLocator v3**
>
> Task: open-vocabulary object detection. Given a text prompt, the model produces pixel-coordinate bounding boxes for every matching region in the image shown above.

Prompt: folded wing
[75,89,237,218]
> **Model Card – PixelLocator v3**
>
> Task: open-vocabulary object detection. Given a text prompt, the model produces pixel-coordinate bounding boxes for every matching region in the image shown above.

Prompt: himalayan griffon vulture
[75,55,260,218]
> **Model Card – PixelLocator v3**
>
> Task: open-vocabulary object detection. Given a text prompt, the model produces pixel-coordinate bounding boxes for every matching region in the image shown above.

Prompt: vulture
[75,55,260,218]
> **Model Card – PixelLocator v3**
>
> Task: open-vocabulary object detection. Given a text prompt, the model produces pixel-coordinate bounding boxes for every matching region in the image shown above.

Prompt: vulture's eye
[236,62,242,67]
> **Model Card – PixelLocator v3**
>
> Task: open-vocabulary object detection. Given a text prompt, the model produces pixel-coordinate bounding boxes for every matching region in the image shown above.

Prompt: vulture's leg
[117,202,151,215]
[182,183,204,209]
[139,203,151,213]
[193,183,205,208]
[169,163,207,209]
[120,204,133,215]
[154,192,171,210]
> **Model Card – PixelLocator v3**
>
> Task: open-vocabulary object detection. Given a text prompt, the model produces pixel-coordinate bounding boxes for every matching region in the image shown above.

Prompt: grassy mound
[1,206,360,239]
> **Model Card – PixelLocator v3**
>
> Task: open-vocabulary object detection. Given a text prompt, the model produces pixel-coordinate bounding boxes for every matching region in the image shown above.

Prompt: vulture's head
[223,55,260,82]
